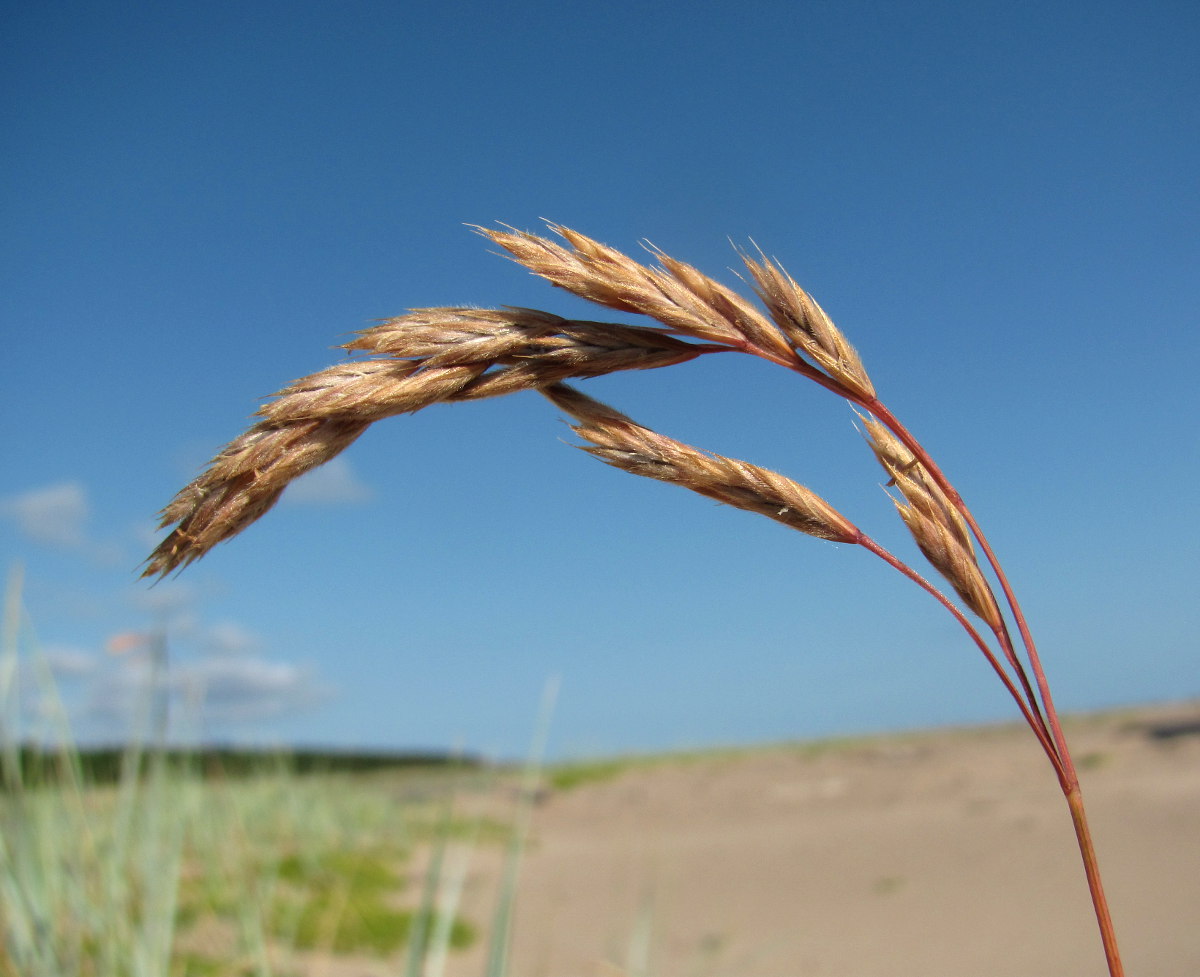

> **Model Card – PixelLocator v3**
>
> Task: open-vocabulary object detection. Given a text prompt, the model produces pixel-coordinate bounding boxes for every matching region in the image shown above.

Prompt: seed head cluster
[145,222,997,640]
[542,384,860,544]
[858,414,1002,629]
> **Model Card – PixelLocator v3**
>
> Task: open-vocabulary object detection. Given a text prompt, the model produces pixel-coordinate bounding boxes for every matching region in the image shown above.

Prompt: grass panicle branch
[478,224,799,365]
[542,384,859,544]
[144,222,1123,977]
[145,307,717,577]
[739,250,876,399]
[855,413,1002,631]
[542,383,1064,778]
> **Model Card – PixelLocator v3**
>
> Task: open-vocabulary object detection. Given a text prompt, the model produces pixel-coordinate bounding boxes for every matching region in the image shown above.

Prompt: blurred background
[3,0,1197,759]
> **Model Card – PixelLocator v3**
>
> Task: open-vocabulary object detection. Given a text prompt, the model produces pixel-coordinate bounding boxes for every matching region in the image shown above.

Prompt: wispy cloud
[0,482,122,564]
[81,653,332,731]
[60,617,336,738]
[1,482,89,546]
[284,457,373,505]
[204,620,261,656]
[187,656,331,722]
[130,581,201,635]
[132,517,166,552]
[41,644,99,679]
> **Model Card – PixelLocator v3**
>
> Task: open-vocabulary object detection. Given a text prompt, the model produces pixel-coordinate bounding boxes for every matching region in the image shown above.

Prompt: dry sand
[435,701,1200,977]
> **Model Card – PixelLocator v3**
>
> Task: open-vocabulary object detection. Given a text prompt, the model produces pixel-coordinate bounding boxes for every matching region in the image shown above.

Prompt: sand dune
[442,701,1199,977]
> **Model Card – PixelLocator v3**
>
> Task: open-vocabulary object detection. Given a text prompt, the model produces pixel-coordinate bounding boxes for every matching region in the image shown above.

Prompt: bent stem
[852,396,1124,977]
[856,535,1065,782]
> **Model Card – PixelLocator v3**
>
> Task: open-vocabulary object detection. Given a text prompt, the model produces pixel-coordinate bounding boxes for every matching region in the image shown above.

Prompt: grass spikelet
[890,497,1003,630]
[479,224,796,362]
[542,384,860,543]
[858,413,972,551]
[144,308,711,578]
[345,307,699,367]
[740,251,875,398]
[855,412,999,627]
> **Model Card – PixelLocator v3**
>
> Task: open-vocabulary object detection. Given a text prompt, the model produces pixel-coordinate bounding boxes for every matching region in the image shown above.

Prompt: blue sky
[2,0,1196,759]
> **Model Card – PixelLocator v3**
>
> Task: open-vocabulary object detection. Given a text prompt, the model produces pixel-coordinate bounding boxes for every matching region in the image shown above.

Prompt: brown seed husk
[857,413,1002,629]
[542,384,860,544]
[740,253,876,399]
[480,225,798,362]
[144,308,710,577]
[892,499,1003,630]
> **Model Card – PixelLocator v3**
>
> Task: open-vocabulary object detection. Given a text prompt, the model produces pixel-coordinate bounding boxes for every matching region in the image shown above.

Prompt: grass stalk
[485,677,558,977]
[422,825,480,977]
[852,396,1121,974]
[143,222,1125,975]
[856,536,1066,780]
[404,759,477,977]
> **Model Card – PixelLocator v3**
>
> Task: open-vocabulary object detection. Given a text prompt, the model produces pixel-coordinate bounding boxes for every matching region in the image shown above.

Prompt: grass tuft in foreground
[1,567,491,977]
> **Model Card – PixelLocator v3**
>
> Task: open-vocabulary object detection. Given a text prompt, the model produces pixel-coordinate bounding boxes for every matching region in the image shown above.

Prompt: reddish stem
[851,396,1122,977]
[856,535,1065,780]
[859,401,1062,733]
[1068,786,1126,977]
[712,341,1122,975]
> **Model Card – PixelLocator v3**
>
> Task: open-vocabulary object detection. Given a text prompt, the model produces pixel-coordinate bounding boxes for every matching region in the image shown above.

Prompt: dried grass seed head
[479,224,798,361]
[144,306,713,578]
[858,412,973,555]
[855,410,996,625]
[146,417,368,577]
[741,252,876,399]
[893,499,1003,630]
[542,384,860,544]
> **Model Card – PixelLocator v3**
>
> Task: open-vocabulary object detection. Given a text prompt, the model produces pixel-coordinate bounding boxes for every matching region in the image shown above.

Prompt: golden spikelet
[144,307,708,578]
[740,252,875,399]
[542,384,860,544]
[479,224,798,361]
[891,499,1003,630]
[858,413,1001,629]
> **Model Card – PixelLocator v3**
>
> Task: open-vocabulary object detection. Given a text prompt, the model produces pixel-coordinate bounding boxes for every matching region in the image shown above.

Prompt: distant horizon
[8,692,1197,764]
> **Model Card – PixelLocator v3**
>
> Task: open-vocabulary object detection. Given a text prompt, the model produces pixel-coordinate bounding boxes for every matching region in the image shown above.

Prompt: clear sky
[2,1,1197,760]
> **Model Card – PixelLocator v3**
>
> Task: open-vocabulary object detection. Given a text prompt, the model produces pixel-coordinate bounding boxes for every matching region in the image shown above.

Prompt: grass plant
[0,740,485,976]
[144,223,1125,974]
[0,566,495,976]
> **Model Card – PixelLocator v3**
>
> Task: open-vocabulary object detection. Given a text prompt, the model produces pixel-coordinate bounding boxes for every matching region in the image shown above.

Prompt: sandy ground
[431,701,1200,977]
[298,702,1199,977]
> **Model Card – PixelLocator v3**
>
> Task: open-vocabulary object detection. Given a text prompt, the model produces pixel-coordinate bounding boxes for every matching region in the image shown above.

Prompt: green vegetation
[0,744,480,790]
[547,758,632,791]
[0,568,497,977]
[0,751,486,976]
[269,847,472,955]
[872,875,906,896]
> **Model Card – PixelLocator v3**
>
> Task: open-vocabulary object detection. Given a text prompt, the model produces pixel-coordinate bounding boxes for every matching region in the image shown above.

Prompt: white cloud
[188,656,330,722]
[204,620,260,656]
[80,647,333,735]
[0,482,123,565]
[8,595,331,741]
[131,580,200,624]
[7,646,98,741]
[0,482,88,546]
[41,645,98,679]
[284,458,373,505]
[132,518,166,551]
